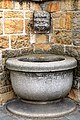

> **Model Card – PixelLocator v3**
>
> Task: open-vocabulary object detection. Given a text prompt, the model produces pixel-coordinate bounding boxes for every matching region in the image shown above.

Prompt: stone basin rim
[6,54,77,72]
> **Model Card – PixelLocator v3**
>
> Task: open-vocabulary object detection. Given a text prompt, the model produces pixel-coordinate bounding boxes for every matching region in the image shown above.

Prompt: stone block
[13,1,30,10]
[0,1,2,8]
[0,0,12,9]
[25,12,33,19]
[73,77,80,90]
[20,47,33,55]
[72,0,79,10]
[25,19,33,34]
[72,11,80,30]
[2,49,21,58]
[0,19,3,35]
[0,36,9,49]
[31,3,41,11]
[11,35,30,49]
[65,12,72,30]
[52,12,72,30]
[0,11,2,18]
[21,2,30,10]
[76,60,80,77]
[68,88,80,102]
[4,11,23,18]
[35,34,49,43]
[65,46,80,58]
[50,30,72,45]
[78,0,80,10]
[49,44,64,55]
[0,90,16,105]
[59,16,65,29]
[44,1,60,12]
[0,85,12,94]
[73,31,80,40]
[2,47,33,58]
[73,40,80,46]
[33,43,51,53]
[2,48,32,58]
[60,0,73,11]
[0,70,10,81]
[4,20,23,34]
[0,79,11,87]
[52,12,65,29]
[13,1,21,10]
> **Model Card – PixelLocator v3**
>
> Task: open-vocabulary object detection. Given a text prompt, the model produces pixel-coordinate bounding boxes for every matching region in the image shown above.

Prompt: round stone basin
[6,54,77,101]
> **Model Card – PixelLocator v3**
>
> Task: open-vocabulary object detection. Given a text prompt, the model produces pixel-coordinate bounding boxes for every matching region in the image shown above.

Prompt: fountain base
[6,98,76,118]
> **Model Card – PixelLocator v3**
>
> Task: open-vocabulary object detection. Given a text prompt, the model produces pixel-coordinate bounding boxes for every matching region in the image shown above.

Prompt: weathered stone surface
[2,47,33,58]
[31,3,41,11]
[73,30,80,46]
[50,31,72,45]
[0,85,12,94]
[78,0,80,10]
[52,12,64,29]
[13,1,21,10]
[34,11,50,33]
[25,12,33,19]
[65,12,72,30]
[4,11,23,18]
[2,49,21,58]
[35,34,49,43]
[65,46,80,58]
[0,11,2,18]
[0,79,11,87]
[72,11,80,30]
[52,12,72,30]
[0,0,12,9]
[60,0,73,11]
[0,19,3,35]
[6,54,77,101]
[0,0,79,104]
[11,35,30,49]
[33,44,51,53]
[73,40,80,46]
[4,20,23,34]
[73,31,80,39]
[73,77,80,90]
[72,0,79,10]
[75,60,80,77]
[0,70,10,81]
[69,88,80,102]
[49,44,64,55]
[0,36,9,49]
[13,1,30,10]
[0,90,16,105]
[25,19,33,34]
[44,1,60,12]
[20,47,33,55]
[21,2,30,10]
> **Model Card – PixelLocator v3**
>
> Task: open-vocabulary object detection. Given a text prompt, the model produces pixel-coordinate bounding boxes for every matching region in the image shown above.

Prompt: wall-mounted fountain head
[33,11,51,33]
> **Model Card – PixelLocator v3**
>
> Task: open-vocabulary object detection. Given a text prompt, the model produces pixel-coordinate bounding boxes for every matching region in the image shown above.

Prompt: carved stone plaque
[33,11,51,33]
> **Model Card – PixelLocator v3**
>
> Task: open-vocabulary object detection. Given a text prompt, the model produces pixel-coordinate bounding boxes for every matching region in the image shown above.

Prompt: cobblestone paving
[0,102,80,120]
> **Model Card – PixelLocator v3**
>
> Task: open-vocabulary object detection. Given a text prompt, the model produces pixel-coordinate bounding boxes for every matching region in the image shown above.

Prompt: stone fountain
[6,53,77,118]
[5,4,77,118]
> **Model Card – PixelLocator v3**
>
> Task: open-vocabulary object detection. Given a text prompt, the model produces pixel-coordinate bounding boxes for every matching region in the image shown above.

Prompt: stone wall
[0,0,80,104]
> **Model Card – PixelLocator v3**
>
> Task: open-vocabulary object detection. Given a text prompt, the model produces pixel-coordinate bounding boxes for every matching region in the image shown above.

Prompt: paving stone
[59,117,69,120]
[0,104,80,120]
[65,111,80,120]
[0,115,18,120]
[0,111,7,118]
